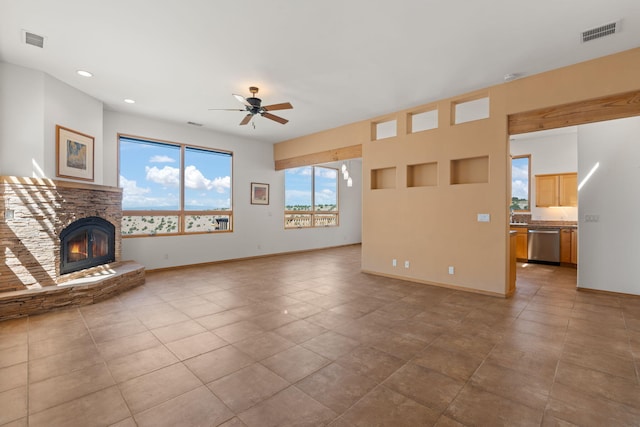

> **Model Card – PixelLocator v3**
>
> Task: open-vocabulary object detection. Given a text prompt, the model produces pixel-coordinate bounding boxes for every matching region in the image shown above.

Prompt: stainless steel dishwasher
[528,229,560,264]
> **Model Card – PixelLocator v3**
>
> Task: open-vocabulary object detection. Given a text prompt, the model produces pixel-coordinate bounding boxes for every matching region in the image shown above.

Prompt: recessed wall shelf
[450,156,489,185]
[371,167,396,189]
[452,96,490,125]
[407,162,438,187]
[408,109,438,133]
[372,119,397,141]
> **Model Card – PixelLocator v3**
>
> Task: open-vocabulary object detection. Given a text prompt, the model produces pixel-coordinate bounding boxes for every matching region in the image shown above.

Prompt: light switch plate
[477,213,490,222]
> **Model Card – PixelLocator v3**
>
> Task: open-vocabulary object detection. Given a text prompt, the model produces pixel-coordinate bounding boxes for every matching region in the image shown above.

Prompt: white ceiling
[1,0,639,144]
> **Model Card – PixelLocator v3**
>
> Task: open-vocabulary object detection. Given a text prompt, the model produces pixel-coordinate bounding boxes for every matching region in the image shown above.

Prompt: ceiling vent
[581,20,621,43]
[23,30,45,48]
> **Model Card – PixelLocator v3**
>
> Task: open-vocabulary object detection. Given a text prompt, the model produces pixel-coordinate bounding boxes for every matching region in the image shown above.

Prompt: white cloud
[512,180,528,200]
[512,164,529,180]
[315,189,336,204]
[145,165,180,187]
[149,155,176,163]
[184,165,230,193]
[316,168,337,179]
[287,166,313,176]
[120,175,150,196]
[285,189,312,204]
[120,175,163,208]
[185,197,231,208]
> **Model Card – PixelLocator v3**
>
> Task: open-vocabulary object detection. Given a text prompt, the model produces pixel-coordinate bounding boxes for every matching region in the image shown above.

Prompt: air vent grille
[581,21,620,43]
[24,31,44,48]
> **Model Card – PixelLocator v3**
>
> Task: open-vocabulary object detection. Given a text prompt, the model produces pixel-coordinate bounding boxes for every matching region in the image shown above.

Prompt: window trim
[511,154,531,212]
[118,133,233,237]
[284,165,339,229]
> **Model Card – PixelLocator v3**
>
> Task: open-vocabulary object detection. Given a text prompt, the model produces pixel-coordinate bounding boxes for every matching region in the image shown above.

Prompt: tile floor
[1,245,640,426]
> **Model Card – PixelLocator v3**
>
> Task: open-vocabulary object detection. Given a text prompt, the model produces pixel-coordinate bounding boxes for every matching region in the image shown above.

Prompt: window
[284,166,338,228]
[511,154,530,211]
[118,135,232,236]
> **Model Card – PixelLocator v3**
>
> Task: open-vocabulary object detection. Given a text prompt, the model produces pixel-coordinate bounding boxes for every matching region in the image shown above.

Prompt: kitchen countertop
[510,223,578,229]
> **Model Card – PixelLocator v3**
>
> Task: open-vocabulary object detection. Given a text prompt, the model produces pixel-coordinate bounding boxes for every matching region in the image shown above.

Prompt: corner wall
[103,111,362,269]
[577,116,640,295]
[0,62,103,181]
[0,61,362,273]
[273,47,640,296]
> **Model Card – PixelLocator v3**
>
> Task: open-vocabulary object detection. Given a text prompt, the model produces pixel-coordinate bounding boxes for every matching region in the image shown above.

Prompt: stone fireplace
[60,216,116,275]
[0,176,144,320]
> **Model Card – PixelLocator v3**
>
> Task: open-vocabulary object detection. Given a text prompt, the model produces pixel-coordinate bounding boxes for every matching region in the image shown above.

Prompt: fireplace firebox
[60,216,116,275]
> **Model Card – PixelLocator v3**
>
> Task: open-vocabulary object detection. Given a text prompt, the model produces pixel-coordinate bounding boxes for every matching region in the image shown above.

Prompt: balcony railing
[122,211,232,236]
[284,212,338,229]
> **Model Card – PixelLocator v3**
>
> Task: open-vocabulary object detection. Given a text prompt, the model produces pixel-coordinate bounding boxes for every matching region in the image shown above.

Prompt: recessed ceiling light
[76,70,93,77]
[124,99,136,104]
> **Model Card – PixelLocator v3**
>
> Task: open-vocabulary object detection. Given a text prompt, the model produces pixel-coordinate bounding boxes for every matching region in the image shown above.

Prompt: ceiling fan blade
[208,108,245,111]
[262,102,293,111]
[262,112,289,125]
[233,94,252,107]
[239,113,253,126]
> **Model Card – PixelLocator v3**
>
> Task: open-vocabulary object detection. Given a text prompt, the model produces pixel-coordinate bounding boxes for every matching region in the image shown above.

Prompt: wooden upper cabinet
[535,175,558,207]
[559,174,577,206]
[535,173,577,207]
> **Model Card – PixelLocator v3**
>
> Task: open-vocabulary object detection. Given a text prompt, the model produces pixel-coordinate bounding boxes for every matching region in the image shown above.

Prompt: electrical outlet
[585,214,600,222]
[448,266,455,275]
[163,254,169,260]
[404,261,410,269]
[392,259,397,267]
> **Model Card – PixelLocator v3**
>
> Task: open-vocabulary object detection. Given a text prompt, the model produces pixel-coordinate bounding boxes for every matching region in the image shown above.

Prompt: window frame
[284,165,339,229]
[118,134,233,237]
[511,154,531,212]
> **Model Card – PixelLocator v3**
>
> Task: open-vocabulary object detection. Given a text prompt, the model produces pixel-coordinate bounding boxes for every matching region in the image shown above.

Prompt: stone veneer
[0,261,145,321]
[1,176,123,292]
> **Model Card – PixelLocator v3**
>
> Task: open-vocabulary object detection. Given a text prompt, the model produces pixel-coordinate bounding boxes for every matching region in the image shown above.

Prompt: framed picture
[56,125,95,181]
[251,182,269,205]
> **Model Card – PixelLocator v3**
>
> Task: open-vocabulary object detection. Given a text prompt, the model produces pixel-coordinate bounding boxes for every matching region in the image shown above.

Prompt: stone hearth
[0,176,144,319]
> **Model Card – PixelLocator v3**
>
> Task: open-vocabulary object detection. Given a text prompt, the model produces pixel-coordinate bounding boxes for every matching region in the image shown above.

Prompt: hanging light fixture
[341,163,347,173]
[347,177,353,187]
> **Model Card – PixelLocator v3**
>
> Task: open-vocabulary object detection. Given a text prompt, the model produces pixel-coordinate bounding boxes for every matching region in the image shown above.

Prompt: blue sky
[285,166,337,207]
[119,138,231,210]
[512,157,529,200]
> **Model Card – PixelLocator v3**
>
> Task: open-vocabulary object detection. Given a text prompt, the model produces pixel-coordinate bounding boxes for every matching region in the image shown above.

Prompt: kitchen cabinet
[570,229,578,264]
[560,228,578,265]
[509,231,516,296]
[535,173,577,207]
[560,229,572,263]
[559,174,577,206]
[510,227,528,261]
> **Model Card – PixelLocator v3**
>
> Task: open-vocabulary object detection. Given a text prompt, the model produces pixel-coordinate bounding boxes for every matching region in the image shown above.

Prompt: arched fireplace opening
[60,216,116,275]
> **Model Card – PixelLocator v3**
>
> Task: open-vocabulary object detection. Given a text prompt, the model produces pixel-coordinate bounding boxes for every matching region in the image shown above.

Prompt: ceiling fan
[210,86,293,126]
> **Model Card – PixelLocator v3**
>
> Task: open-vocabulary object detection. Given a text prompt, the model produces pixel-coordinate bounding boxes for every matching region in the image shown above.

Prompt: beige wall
[273,47,640,296]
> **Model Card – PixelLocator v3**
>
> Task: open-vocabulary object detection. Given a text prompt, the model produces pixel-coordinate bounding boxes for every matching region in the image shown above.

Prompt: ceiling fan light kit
[211,86,293,126]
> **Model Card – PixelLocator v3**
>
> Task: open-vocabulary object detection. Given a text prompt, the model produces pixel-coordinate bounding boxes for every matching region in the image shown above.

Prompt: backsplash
[511,213,577,227]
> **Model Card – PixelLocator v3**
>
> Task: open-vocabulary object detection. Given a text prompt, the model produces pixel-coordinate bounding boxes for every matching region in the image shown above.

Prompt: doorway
[509,128,578,289]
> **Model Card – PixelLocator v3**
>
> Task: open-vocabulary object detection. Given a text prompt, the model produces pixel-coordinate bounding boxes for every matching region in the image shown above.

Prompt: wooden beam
[508,90,640,135]
[274,144,362,170]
